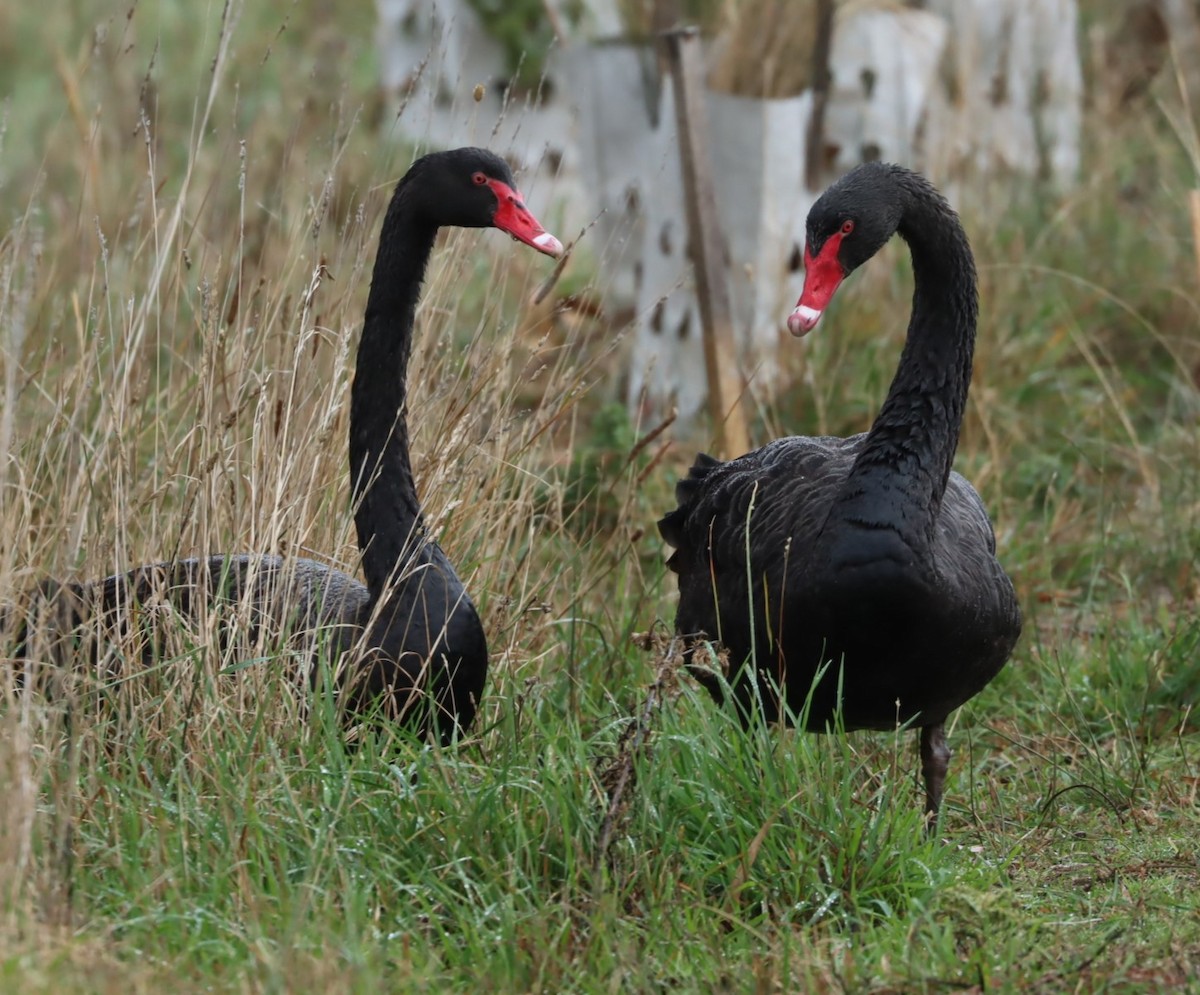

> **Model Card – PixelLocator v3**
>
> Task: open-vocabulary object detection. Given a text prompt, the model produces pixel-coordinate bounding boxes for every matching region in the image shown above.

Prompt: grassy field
[1,2,1198,992]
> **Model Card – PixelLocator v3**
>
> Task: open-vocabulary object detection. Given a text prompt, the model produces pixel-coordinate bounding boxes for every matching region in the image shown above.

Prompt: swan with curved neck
[8,147,562,742]
[658,162,1021,815]
[340,146,561,732]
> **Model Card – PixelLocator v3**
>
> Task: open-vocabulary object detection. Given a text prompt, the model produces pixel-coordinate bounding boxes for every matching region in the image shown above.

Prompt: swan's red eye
[472,172,487,186]
[841,219,855,235]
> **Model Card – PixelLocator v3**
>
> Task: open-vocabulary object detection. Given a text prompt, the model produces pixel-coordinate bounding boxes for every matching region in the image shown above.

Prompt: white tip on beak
[787,304,822,336]
[533,232,564,257]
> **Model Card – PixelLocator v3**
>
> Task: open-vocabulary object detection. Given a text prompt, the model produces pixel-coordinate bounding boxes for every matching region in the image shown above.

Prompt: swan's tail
[656,452,723,572]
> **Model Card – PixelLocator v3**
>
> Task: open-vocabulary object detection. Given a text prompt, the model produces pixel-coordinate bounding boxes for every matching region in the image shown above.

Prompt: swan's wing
[139,556,369,632]
[8,555,370,674]
[935,472,1022,650]
[941,471,997,554]
[662,436,864,564]
[658,436,861,643]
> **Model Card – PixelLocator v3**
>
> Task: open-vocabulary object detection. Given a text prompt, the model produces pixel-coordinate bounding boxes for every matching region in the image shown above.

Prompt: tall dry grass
[0,0,650,941]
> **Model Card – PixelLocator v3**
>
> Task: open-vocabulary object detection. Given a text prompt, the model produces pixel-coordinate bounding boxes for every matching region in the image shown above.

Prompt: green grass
[2,1,1199,992]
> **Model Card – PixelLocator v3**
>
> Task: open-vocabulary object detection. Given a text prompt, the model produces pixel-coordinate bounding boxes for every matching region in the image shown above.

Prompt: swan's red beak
[488,179,563,258]
[789,234,847,336]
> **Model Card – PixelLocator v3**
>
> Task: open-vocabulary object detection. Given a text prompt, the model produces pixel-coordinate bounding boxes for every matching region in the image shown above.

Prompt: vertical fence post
[659,26,751,458]
[804,0,835,191]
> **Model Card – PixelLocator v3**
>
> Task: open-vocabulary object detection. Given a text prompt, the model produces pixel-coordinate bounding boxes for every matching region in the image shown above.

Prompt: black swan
[657,162,1021,814]
[6,147,562,742]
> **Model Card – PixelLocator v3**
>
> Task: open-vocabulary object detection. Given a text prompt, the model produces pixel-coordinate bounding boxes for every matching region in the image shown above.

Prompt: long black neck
[828,182,977,550]
[350,182,438,597]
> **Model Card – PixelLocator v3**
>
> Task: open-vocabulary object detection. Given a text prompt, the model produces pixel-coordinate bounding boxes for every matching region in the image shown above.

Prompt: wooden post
[659,27,750,459]
[804,0,835,191]
[652,0,681,34]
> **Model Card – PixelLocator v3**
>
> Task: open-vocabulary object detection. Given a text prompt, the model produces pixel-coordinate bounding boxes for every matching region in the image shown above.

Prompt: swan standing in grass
[659,162,1021,814]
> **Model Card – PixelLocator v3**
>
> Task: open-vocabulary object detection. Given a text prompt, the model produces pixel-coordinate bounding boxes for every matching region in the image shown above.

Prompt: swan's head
[788,162,907,336]
[412,148,563,258]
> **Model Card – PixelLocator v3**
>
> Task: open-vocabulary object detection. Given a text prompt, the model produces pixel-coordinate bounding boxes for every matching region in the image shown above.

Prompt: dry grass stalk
[594,630,683,871]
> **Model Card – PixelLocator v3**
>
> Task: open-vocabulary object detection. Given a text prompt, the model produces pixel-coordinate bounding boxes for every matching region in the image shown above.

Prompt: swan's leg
[919,722,950,817]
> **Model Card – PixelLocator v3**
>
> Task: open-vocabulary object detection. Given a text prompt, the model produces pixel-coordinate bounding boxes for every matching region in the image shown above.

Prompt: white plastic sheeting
[923,0,1083,201]
[374,0,1084,423]
[375,0,505,142]
[824,0,1082,199]
[629,84,814,421]
[825,8,949,172]
[374,0,587,231]
[560,42,662,313]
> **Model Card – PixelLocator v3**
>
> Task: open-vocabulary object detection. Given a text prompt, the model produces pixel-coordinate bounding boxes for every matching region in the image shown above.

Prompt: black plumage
[6,147,561,742]
[658,162,1021,814]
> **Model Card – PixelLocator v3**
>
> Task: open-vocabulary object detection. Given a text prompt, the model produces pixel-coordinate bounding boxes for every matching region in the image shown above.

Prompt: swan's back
[5,549,487,737]
[7,556,370,682]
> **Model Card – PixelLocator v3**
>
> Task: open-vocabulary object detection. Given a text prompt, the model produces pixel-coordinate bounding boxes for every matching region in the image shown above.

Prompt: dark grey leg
[920,723,950,817]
